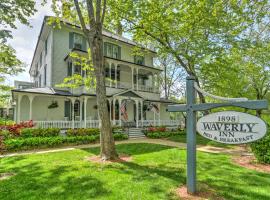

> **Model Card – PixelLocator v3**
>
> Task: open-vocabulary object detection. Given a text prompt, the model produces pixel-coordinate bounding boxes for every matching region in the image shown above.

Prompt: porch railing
[34,119,184,129]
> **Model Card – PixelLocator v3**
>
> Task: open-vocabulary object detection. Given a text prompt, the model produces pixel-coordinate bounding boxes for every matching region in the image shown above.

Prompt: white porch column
[115,64,118,88]
[17,94,22,123]
[136,68,139,91]
[109,62,112,88]
[71,98,75,129]
[158,103,161,126]
[113,98,116,125]
[28,95,35,120]
[135,100,139,127]
[84,97,88,128]
[131,67,134,89]
[152,74,155,92]
[80,98,83,127]
[153,109,156,126]
[140,100,143,127]
[119,99,122,126]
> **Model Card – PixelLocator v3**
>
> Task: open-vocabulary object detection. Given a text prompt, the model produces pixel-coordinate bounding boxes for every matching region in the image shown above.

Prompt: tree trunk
[90,26,118,160]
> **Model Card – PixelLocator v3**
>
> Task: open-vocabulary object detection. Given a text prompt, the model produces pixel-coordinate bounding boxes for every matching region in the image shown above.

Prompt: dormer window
[134,55,144,65]
[69,32,86,51]
[104,42,121,59]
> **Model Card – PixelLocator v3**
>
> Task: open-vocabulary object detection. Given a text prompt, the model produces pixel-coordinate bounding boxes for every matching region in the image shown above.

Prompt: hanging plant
[48,101,58,109]
[93,105,98,109]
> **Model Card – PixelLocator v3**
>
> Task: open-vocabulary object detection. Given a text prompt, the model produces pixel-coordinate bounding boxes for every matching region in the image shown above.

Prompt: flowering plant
[0,120,35,135]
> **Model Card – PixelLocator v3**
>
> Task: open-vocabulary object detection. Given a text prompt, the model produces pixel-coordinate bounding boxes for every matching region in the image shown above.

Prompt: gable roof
[30,16,157,73]
[12,87,73,96]
[112,89,143,99]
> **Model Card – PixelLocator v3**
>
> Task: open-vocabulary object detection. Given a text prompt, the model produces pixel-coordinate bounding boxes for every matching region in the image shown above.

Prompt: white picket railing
[34,119,184,129]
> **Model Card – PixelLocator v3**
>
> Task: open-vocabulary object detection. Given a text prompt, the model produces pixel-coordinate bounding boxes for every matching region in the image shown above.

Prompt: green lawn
[168,133,234,148]
[1,143,270,200]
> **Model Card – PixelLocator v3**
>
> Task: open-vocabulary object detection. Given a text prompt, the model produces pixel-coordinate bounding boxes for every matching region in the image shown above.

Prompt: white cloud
[6,0,54,86]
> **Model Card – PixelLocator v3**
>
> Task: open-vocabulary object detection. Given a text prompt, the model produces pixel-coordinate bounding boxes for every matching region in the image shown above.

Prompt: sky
[6,0,54,86]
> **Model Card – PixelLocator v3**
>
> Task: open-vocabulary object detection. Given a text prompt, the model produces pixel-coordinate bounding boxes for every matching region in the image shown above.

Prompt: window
[104,42,121,59]
[134,55,145,65]
[74,65,81,75]
[74,33,83,49]
[110,68,120,81]
[44,65,47,85]
[45,38,48,55]
[67,62,72,76]
[74,101,80,117]
[39,52,42,67]
[69,32,86,51]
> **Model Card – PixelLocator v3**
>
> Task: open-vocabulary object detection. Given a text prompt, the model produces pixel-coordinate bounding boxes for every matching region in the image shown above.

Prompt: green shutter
[118,46,121,59]
[82,102,84,120]
[82,37,86,51]
[64,101,71,119]
[67,62,72,76]
[69,32,74,49]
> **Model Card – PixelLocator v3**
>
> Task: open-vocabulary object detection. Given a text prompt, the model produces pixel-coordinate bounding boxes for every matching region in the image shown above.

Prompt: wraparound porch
[12,89,181,128]
[34,119,183,129]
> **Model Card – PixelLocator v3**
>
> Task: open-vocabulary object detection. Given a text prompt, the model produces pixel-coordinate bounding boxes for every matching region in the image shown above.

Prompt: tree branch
[96,0,101,23]
[101,0,106,24]
[86,0,96,27]
[74,0,88,34]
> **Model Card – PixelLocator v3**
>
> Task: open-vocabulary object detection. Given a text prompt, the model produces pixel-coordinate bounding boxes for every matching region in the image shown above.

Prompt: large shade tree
[0,0,37,105]
[52,0,118,160]
[107,0,270,104]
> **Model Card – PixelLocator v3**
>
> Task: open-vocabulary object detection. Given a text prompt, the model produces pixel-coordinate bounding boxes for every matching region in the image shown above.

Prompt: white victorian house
[12,16,180,129]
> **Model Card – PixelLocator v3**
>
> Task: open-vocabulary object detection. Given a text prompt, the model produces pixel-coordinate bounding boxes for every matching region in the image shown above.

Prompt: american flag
[120,101,128,121]
[149,103,159,113]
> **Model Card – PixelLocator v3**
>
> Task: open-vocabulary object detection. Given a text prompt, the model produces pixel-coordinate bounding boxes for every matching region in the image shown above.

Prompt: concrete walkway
[0,138,246,158]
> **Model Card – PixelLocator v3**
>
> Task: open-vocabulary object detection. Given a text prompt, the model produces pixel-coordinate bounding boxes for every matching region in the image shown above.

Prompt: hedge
[145,131,184,139]
[4,135,99,151]
[66,128,100,136]
[250,129,270,164]
[20,128,60,138]
[3,133,129,151]
[113,133,128,140]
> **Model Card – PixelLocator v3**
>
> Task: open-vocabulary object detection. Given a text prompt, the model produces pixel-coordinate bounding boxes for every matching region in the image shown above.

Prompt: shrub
[0,120,34,135]
[20,128,60,138]
[250,129,270,164]
[112,126,124,133]
[147,126,167,133]
[113,133,128,140]
[0,118,15,126]
[66,128,100,136]
[145,131,183,139]
[4,135,99,151]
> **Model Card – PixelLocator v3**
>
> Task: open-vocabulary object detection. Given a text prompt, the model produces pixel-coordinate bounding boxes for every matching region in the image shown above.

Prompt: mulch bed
[0,172,15,181]
[175,185,224,200]
[232,155,270,173]
[87,154,132,164]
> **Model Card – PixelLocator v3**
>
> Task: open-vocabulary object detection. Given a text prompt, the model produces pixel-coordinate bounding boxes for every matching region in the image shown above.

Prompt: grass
[0,143,270,200]
[168,133,233,148]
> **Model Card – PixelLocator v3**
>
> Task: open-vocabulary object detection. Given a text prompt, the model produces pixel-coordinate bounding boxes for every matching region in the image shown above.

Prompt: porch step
[128,128,145,139]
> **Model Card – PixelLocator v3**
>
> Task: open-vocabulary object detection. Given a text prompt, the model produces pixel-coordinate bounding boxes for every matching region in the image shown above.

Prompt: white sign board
[196,111,267,144]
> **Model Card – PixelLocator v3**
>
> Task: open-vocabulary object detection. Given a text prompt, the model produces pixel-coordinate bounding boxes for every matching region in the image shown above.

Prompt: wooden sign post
[167,76,268,194]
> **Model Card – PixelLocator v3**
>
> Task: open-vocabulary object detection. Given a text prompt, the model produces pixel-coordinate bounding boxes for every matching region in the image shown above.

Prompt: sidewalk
[0,138,246,158]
